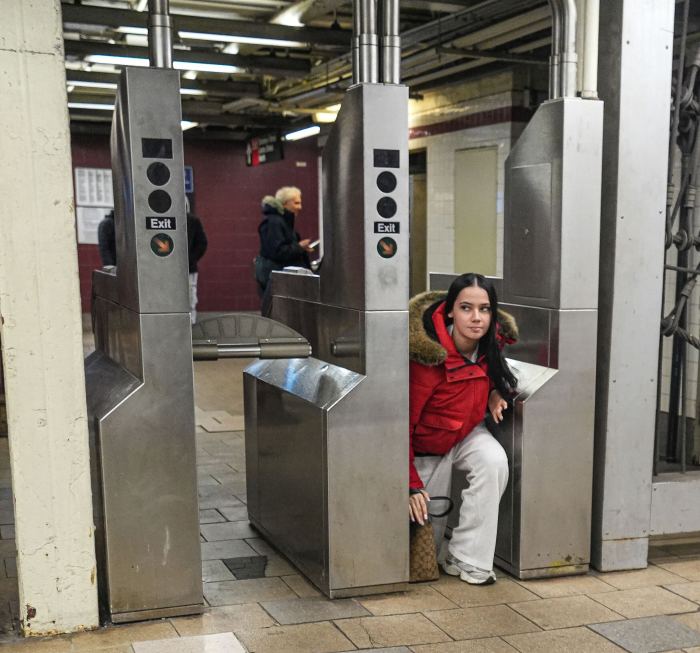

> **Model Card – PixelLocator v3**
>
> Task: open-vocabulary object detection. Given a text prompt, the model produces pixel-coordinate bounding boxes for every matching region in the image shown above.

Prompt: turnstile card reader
[86,65,202,623]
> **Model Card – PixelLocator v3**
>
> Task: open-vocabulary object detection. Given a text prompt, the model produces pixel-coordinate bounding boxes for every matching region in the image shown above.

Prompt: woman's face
[283,192,302,215]
[447,284,492,349]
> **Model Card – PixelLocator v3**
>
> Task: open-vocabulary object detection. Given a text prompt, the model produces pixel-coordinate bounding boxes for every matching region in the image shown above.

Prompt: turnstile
[245,80,411,598]
[85,63,202,623]
[431,95,604,579]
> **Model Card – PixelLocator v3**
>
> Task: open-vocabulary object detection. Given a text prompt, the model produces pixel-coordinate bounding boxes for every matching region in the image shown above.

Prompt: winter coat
[408,290,518,489]
[187,213,208,273]
[257,196,310,286]
[97,212,116,266]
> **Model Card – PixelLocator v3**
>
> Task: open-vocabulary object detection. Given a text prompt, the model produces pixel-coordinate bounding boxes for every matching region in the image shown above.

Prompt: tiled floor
[1,354,700,652]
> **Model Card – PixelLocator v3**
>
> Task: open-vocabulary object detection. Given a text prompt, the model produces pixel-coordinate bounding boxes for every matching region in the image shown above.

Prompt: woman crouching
[409,273,518,585]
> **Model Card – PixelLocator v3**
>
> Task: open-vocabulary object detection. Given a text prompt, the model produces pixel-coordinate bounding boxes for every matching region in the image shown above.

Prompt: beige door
[454,147,498,276]
[409,173,427,296]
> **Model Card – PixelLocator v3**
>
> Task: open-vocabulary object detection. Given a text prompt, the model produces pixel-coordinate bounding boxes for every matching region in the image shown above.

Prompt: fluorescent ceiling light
[68,102,114,111]
[181,121,199,131]
[179,88,206,96]
[179,30,305,49]
[85,54,241,74]
[67,80,118,90]
[313,112,337,123]
[136,0,148,11]
[116,26,149,36]
[284,125,320,141]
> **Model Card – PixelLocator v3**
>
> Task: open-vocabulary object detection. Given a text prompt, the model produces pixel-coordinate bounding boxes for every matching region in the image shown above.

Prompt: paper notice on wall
[75,167,114,208]
[76,206,109,245]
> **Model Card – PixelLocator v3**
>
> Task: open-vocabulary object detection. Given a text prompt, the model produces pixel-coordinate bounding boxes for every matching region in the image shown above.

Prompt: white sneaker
[442,554,496,585]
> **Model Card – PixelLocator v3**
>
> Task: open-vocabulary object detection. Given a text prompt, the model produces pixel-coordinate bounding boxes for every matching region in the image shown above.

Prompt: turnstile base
[111,603,203,624]
[496,559,589,580]
[329,583,409,599]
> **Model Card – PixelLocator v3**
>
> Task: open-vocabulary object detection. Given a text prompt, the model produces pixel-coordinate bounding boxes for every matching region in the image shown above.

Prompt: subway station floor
[1,327,700,651]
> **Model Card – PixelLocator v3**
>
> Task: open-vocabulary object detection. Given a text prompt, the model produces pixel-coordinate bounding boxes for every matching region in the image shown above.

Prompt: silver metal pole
[559,0,578,97]
[548,0,562,99]
[148,0,173,69]
[353,0,379,84]
[380,0,401,84]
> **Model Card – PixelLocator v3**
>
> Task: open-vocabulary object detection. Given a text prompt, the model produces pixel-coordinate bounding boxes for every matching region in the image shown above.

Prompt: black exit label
[374,221,400,234]
[146,216,177,230]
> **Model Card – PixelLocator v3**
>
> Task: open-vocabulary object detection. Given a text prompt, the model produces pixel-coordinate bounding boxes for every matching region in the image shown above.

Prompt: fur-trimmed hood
[261,195,284,215]
[409,290,518,366]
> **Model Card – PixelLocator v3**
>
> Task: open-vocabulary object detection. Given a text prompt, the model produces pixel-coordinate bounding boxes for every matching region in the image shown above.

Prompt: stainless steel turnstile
[244,79,410,596]
[85,61,202,621]
[431,95,604,579]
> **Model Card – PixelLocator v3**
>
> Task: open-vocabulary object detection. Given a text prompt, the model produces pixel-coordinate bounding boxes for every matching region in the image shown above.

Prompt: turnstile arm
[193,337,311,361]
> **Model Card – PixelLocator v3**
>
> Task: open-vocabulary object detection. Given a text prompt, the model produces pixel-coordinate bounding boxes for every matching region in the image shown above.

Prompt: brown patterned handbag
[409,496,453,583]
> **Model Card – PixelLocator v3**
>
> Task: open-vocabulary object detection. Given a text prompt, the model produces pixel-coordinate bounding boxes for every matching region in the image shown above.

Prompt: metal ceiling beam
[61,3,351,47]
[65,68,261,97]
[436,46,548,64]
[64,40,311,76]
[67,93,292,128]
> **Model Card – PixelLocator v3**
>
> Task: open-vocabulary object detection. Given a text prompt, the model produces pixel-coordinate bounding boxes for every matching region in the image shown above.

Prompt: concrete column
[0,0,99,635]
[592,0,674,570]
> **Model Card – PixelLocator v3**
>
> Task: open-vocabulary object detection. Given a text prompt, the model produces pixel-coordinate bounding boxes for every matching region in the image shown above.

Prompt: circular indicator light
[377,237,398,259]
[376,171,397,193]
[377,196,397,218]
[150,233,174,257]
[147,162,171,186]
[148,189,172,214]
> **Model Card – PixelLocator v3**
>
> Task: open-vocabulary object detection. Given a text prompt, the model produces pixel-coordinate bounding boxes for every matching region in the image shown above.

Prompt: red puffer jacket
[408,291,518,490]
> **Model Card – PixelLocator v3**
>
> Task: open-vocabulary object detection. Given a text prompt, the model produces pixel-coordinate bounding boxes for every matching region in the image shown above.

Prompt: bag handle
[428,495,454,518]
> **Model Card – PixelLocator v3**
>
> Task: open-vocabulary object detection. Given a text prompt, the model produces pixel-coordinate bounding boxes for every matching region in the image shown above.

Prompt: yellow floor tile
[431,576,539,608]
[132,632,245,653]
[411,637,519,652]
[170,604,275,637]
[589,586,698,619]
[657,560,700,582]
[334,612,452,648]
[236,621,353,653]
[358,585,459,615]
[424,605,540,640]
[69,621,179,651]
[504,626,627,652]
[597,565,688,590]
[665,581,700,603]
[516,574,616,599]
[508,595,621,630]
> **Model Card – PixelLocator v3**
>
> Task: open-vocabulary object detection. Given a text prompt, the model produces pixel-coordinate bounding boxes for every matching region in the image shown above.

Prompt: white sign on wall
[74,167,114,244]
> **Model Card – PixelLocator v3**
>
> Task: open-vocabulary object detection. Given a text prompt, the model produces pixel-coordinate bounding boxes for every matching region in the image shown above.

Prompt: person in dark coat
[187,209,208,324]
[255,186,314,315]
[97,209,116,266]
[408,273,518,585]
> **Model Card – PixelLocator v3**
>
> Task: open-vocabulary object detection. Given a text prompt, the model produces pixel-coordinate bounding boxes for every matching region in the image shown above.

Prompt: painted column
[592,0,675,570]
[0,0,99,634]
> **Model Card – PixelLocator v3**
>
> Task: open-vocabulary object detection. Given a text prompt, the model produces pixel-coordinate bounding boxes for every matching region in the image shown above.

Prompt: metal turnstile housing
[86,66,202,622]
[245,83,410,597]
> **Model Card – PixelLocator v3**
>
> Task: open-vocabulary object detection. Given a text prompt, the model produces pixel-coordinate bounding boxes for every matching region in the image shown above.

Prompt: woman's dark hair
[444,273,517,397]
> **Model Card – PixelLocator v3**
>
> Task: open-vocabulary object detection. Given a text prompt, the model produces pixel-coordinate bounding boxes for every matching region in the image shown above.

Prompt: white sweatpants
[413,422,509,571]
[189,272,198,325]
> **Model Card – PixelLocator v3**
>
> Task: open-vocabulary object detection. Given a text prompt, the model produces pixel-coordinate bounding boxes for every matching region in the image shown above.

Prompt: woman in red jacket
[409,273,517,585]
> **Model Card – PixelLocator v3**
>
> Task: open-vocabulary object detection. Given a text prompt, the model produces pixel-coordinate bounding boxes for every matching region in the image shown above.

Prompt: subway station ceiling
[62,0,557,139]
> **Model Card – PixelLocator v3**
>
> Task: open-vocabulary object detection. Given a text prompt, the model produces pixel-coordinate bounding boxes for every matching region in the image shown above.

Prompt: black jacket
[97,211,116,266]
[258,196,310,271]
[187,213,208,273]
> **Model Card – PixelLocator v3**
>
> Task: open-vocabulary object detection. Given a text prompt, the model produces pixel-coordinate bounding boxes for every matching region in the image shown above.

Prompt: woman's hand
[409,489,430,525]
[488,389,509,423]
[298,238,315,253]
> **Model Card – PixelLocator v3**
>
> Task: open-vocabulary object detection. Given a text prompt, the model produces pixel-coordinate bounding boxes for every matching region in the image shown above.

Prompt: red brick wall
[71,133,320,312]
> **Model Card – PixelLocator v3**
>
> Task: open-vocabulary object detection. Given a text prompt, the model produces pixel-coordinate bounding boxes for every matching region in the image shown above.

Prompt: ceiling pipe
[148,0,173,68]
[548,0,561,98]
[558,0,578,97]
[380,0,401,84]
[580,0,599,99]
[353,0,379,84]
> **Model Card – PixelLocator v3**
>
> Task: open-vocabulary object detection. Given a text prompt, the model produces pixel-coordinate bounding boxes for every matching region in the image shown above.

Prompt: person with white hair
[255,186,315,315]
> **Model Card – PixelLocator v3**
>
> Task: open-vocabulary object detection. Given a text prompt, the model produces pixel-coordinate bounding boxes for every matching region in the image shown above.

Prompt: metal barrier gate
[244,0,409,598]
[431,96,603,579]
